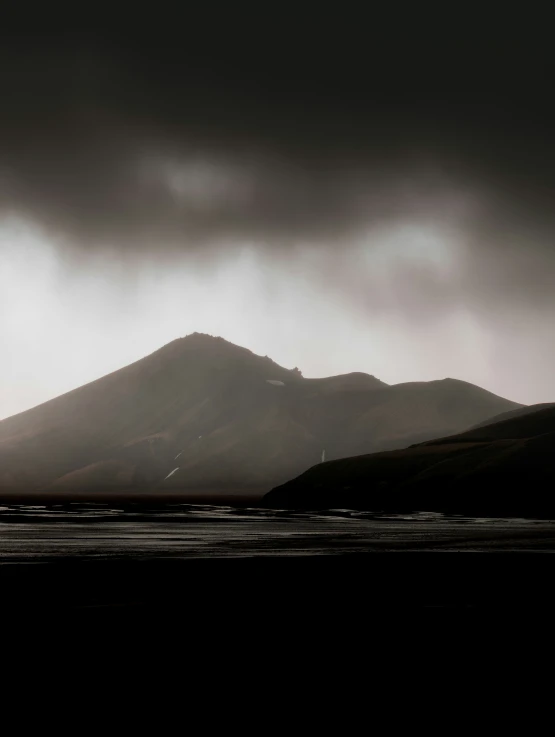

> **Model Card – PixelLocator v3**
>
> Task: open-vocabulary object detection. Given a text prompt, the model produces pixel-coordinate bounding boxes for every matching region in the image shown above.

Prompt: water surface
[1,503,555,561]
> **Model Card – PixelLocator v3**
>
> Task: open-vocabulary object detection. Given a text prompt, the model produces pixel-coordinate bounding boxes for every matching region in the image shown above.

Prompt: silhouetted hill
[0,333,521,497]
[264,406,555,516]
[470,402,555,430]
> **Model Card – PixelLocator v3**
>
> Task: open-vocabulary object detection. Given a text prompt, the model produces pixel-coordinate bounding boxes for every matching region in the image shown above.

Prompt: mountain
[0,333,521,497]
[264,405,555,516]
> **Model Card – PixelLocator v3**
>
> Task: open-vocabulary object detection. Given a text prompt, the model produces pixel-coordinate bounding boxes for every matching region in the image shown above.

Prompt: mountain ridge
[0,333,522,497]
[264,404,555,516]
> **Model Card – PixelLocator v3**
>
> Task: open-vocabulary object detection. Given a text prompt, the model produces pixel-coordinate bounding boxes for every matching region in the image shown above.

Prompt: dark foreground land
[2,554,555,616]
[3,556,543,687]
[265,405,555,515]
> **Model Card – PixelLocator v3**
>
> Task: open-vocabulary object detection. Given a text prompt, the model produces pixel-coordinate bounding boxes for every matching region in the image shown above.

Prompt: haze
[1,12,554,419]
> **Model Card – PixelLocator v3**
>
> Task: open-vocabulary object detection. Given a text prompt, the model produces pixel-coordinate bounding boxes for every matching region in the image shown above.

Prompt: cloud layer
[1,15,555,416]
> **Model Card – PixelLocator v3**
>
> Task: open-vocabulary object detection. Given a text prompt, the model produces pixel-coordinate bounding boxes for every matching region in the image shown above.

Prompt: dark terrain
[2,333,550,627]
[0,333,520,499]
[265,404,555,516]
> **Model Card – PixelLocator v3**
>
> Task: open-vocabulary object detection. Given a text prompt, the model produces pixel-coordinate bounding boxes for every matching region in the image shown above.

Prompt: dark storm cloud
[0,32,463,250]
[1,14,554,306]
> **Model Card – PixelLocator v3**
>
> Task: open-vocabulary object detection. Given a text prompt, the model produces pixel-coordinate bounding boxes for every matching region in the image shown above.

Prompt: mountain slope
[0,333,521,496]
[264,405,555,516]
[470,402,555,430]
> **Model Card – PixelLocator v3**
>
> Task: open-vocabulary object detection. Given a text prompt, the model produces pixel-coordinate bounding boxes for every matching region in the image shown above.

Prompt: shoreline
[0,489,267,506]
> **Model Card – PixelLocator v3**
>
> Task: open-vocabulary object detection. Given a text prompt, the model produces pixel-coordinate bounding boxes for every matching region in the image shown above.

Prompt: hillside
[0,333,521,497]
[264,405,555,516]
[470,402,555,430]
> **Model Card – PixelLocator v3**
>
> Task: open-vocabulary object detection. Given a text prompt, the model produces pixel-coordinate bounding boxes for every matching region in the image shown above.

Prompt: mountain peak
[158,332,256,357]
[151,333,304,381]
[0,334,521,498]
[184,332,222,341]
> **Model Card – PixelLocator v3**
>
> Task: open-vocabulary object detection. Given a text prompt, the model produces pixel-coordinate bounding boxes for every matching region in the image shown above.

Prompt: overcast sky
[1,11,554,419]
